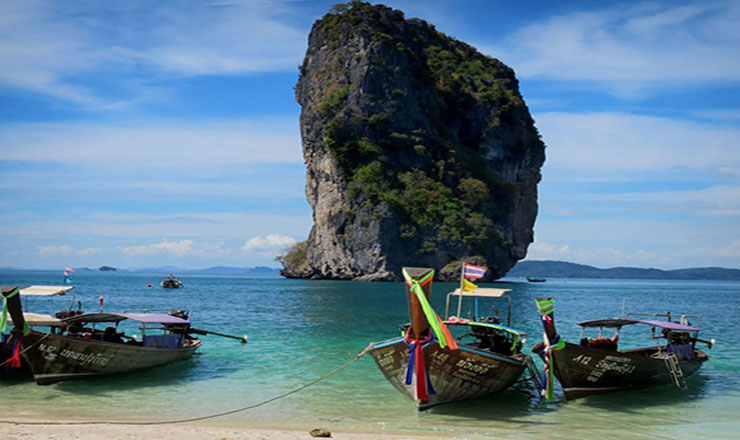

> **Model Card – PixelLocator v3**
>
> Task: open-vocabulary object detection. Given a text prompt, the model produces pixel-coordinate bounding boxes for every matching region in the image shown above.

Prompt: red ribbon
[414,341,428,401]
[6,335,22,370]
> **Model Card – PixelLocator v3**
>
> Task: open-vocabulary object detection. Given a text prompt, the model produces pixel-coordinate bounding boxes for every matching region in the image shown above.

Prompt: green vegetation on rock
[292,1,545,280]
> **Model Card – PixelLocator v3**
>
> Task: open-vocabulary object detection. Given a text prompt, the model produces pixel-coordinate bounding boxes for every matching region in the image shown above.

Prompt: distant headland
[507,260,740,281]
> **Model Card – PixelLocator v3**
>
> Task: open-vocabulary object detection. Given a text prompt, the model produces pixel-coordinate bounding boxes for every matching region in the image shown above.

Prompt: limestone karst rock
[282,2,545,281]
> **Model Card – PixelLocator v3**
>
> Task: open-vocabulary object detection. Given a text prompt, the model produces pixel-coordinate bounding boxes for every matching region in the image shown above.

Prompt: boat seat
[582,336,618,350]
[103,327,124,343]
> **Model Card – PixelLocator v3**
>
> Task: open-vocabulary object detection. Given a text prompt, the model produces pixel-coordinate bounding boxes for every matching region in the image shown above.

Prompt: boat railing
[444,289,512,327]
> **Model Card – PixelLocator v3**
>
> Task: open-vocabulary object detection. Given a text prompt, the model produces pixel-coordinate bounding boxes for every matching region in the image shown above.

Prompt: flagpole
[457,261,465,318]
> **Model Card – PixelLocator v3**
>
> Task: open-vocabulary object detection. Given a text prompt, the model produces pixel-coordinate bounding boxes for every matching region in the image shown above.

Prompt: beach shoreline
[0,418,453,440]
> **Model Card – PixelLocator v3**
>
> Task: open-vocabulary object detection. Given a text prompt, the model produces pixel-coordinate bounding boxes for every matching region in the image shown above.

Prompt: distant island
[506,260,740,281]
[125,266,282,277]
[99,266,117,271]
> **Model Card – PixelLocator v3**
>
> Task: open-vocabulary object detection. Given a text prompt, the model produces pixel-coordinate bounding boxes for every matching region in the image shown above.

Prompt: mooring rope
[0,342,375,426]
[0,333,50,369]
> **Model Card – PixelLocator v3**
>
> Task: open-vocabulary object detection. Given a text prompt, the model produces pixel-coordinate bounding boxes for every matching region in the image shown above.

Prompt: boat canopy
[19,285,75,297]
[577,318,699,332]
[6,312,62,327]
[449,287,511,298]
[62,312,190,325]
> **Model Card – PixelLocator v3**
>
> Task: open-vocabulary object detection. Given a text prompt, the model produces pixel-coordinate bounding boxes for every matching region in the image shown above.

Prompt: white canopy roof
[19,285,75,297]
[7,312,62,326]
[449,288,511,298]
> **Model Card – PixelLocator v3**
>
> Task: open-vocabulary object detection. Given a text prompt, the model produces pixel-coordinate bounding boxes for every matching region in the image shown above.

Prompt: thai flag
[463,263,487,279]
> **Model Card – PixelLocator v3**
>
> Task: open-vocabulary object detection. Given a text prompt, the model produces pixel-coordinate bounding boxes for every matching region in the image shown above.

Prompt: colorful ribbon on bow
[536,297,565,401]
[401,268,458,350]
[5,335,23,371]
[1,287,29,336]
[404,328,436,401]
[401,268,458,403]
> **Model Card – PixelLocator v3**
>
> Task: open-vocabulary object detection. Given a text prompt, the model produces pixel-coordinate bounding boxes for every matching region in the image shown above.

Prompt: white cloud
[0,1,306,105]
[118,240,195,258]
[604,184,740,217]
[484,2,740,95]
[36,244,73,257]
[0,118,302,166]
[530,216,738,268]
[536,112,740,173]
[242,234,297,256]
[693,110,740,121]
[116,239,234,259]
[719,166,740,177]
[526,239,570,260]
[76,247,102,256]
[34,244,101,258]
[710,240,740,259]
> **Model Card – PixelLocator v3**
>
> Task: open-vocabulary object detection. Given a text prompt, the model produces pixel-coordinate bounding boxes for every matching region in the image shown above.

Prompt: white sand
[0,421,450,440]
[0,423,448,440]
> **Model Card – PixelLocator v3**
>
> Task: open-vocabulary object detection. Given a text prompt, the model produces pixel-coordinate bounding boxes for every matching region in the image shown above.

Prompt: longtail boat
[21,311,202,385]
[534,297,713,401]
[1,285,77,376]
[368,267,533,410]
[2,287,203,385]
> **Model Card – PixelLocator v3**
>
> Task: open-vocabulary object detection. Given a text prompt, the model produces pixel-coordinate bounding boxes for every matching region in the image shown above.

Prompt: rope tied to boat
[0,343,374,426]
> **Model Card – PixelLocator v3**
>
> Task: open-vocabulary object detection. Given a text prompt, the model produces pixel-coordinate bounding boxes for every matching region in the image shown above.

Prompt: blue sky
[1,0,739,271]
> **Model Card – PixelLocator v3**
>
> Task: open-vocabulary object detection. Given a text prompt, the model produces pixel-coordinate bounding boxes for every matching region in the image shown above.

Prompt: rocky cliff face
[284,2,545,281]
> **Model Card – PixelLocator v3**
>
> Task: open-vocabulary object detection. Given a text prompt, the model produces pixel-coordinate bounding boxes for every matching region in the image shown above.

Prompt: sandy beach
[0,421,449,440]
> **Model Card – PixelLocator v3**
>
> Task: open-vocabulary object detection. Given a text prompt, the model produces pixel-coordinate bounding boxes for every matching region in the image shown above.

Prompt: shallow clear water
[1,270,739,439]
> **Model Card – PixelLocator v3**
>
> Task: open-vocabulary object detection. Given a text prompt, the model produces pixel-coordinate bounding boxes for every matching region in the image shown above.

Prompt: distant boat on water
[527,277,546,283]
[161,273,183,289]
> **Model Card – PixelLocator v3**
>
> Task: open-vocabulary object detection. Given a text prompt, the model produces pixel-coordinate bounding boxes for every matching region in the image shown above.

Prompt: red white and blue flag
[63,267,74,284]
[463,263,487,279]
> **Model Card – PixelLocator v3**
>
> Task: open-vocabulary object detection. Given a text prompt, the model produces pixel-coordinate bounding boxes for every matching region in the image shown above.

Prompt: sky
[0,0,739,271]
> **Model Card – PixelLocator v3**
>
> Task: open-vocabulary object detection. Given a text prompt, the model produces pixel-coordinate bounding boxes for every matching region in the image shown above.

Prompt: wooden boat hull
[548,342,708,400]
[369,336,527,410]
[21,331,201,385]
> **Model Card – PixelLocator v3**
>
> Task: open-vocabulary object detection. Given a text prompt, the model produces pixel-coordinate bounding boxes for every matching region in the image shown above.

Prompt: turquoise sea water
[1,270,739,439]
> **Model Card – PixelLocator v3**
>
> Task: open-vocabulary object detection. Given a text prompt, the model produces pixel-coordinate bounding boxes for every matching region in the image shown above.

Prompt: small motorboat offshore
[161,273,183,289]
[368,266,536,410]
[534,297,714,401]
